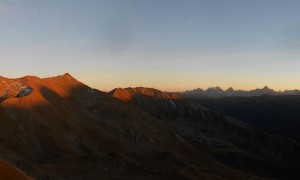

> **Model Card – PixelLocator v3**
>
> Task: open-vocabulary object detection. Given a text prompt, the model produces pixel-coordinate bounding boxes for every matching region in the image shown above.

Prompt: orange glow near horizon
[83,75,300,93]
[1,71,298,92]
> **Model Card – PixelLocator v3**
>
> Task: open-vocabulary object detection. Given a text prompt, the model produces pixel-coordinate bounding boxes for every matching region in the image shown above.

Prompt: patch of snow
[16,86,33,98]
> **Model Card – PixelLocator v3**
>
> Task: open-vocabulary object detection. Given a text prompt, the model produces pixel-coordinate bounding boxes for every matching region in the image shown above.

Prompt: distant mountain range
[182,86,300,97]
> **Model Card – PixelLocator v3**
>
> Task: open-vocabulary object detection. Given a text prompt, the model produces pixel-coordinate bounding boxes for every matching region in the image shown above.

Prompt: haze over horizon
[1,0,300,91]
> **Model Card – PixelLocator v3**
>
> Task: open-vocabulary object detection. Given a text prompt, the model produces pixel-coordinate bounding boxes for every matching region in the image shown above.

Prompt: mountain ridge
[183,86,300,97]
[110,87,180,102]
[0,73,299,179]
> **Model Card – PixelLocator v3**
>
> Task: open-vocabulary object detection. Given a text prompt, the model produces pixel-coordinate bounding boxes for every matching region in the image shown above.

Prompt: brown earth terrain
[0,159,32,180]
[0,73,299,179]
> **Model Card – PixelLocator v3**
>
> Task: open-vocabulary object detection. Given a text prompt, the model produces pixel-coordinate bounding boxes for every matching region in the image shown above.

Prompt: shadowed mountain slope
[0,74,299,179]
[183,95,300,142]
[0,159,32,180]
[110,87,300,179]
[0,73,256,179]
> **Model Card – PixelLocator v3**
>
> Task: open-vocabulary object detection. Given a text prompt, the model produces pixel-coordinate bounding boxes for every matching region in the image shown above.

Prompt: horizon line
[1,72,299,93]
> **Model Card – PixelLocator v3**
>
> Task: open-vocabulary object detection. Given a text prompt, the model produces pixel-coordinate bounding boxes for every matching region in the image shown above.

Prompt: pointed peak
[262,86,270,90]
[63,73,73,78]
[56,73,77,81]
[42,73,83,87]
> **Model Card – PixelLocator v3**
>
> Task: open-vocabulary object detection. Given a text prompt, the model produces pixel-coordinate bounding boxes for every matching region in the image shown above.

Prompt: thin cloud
[0,3,9,15]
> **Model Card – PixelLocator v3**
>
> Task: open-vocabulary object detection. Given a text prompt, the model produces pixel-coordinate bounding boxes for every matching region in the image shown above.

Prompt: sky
[0,0,300,91]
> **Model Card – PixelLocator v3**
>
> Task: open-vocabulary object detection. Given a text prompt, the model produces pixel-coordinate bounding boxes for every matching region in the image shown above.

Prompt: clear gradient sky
[1,0,300,91]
